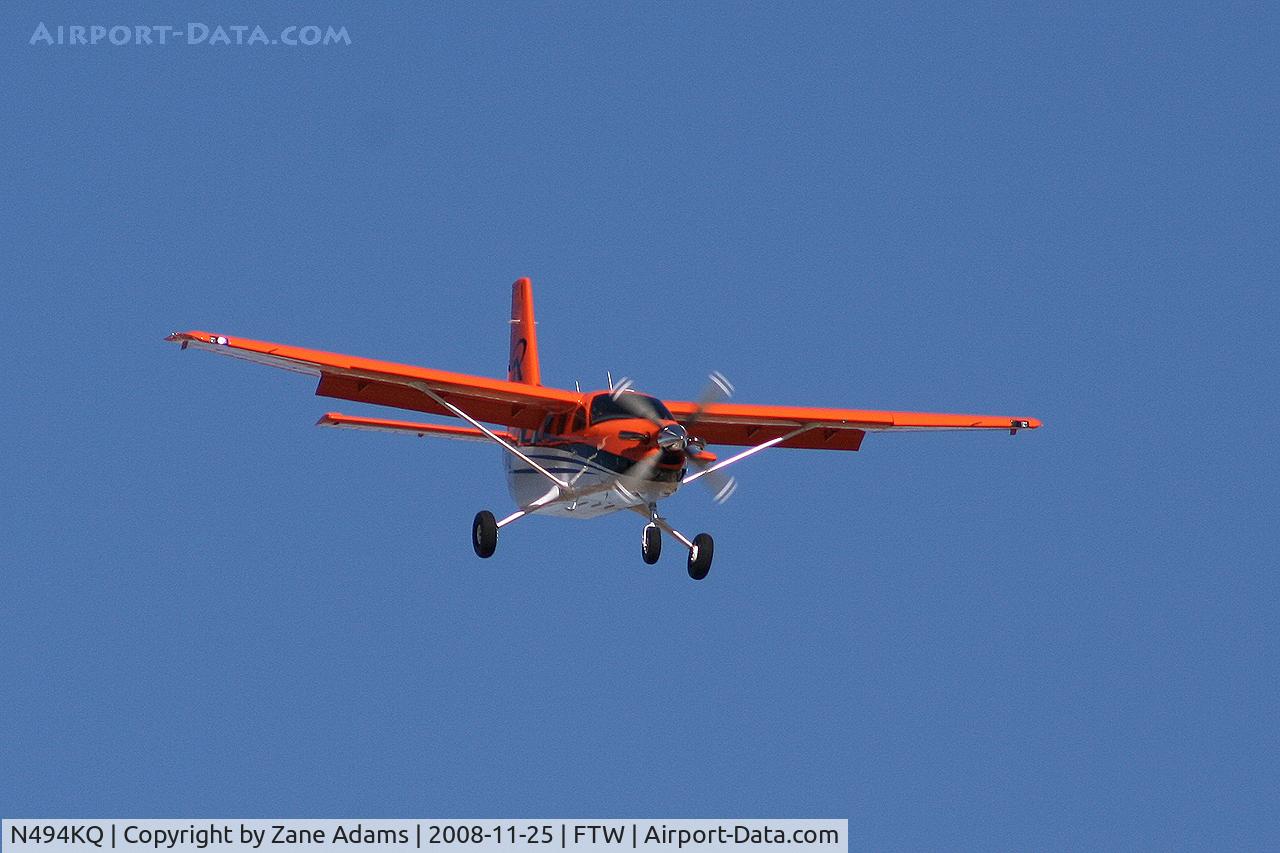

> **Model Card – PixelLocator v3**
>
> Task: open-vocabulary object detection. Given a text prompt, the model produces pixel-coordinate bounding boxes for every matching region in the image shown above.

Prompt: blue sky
[1,2,1276,849]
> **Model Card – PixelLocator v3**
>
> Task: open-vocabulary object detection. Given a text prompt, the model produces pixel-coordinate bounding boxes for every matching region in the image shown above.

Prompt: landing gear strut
[472,510,497,558]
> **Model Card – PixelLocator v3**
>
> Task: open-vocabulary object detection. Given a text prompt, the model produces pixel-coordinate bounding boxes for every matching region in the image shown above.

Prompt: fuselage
[505,390,688,518]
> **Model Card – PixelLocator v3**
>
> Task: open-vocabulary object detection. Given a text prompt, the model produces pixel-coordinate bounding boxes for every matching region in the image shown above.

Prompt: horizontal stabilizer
[316,412,516,443]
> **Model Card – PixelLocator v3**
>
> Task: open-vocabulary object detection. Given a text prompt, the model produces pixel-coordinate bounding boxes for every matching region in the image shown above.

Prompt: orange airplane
[167,278,1039,580]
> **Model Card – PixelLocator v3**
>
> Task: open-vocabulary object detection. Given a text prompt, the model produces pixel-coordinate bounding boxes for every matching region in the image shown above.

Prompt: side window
[570,407,586,433]
[538,413,556,440]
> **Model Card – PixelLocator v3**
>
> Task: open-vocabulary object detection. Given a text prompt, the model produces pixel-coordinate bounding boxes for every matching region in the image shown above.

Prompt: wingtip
[166,330,232,347]
[1009,417,1043,435]
[166,330,211,343]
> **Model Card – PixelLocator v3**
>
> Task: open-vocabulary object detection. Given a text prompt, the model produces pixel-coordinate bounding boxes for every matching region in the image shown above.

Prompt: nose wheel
[641,523,662,564]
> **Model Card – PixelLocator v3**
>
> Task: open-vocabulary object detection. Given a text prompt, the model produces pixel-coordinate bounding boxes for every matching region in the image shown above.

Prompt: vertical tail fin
[507,277,542,385]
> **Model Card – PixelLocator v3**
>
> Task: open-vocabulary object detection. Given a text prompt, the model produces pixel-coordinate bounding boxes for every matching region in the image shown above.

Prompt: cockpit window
[589,392,673,425]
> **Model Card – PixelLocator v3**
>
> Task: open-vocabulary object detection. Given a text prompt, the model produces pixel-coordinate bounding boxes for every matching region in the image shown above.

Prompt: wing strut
[407,380,568,491]
[683,425,815,486]
[496,486,561,529]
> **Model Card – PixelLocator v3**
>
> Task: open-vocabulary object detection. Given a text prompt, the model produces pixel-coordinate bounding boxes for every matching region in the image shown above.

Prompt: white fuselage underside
[504,445,681,518]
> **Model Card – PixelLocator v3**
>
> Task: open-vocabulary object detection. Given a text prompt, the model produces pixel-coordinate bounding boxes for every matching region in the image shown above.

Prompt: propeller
[609,372,739,503]
[687,452,738,504]
[684,370,734,438]
[608,377,662,424]
[612,448,664,505]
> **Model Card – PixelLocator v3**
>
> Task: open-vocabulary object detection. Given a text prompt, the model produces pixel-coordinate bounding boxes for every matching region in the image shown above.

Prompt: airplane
[166,277,1040,580]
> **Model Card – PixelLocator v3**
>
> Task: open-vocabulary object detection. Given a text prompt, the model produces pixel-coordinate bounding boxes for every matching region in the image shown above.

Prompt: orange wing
[166,331,577,430]
[664,399,1041,450]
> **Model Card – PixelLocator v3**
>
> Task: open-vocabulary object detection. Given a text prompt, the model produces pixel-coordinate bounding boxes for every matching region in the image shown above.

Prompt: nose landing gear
[642,523,661,564]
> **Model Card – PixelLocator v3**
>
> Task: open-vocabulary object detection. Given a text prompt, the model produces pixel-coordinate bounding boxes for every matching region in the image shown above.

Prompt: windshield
[590,392,673,425]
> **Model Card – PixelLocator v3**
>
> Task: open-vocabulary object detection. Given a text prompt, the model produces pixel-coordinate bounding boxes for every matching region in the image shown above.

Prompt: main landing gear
[687,533,714,581]
[470,503,713,580]
[639,504,714,580]
[472,510,497,558]
[471,504,716,578]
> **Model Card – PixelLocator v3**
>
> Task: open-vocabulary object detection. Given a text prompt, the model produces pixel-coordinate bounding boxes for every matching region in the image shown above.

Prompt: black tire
[642,524,661,564]
[472,510,497,558]
[687,532,714,580]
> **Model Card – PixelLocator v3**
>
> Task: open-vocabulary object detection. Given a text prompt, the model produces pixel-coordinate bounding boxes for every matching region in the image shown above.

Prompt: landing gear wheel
[641,523,661,564]
[687,533,714,580]
[472,510,497,558]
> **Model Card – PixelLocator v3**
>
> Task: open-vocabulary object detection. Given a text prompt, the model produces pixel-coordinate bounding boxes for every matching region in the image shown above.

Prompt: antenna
[575,379,581,393]
[607,371,614,391]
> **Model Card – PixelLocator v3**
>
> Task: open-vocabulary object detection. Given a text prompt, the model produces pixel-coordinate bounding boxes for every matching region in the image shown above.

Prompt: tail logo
[508,338,528,382]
